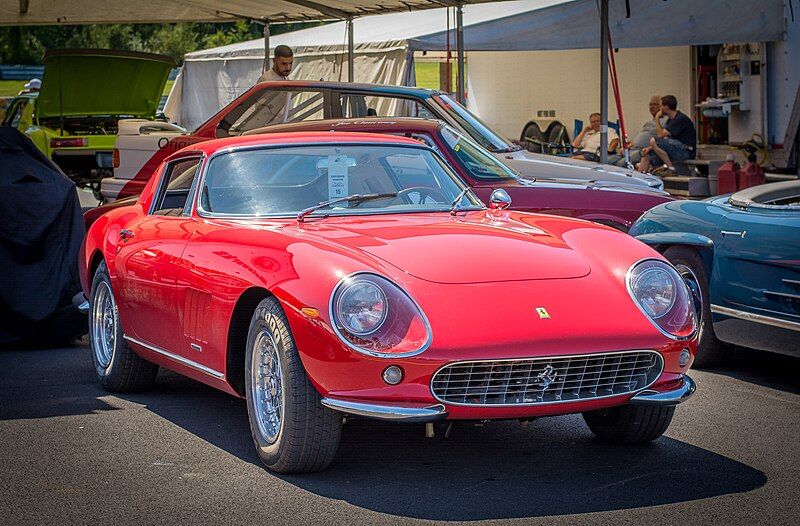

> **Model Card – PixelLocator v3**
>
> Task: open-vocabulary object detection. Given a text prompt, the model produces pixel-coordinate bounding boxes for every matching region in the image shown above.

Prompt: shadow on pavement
[707,346,800,395]
[0,345,119,420]
[129,373,767,521]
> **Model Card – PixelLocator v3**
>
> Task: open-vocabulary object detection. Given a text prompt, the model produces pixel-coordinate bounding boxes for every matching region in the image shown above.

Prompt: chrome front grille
[431,351,663,406]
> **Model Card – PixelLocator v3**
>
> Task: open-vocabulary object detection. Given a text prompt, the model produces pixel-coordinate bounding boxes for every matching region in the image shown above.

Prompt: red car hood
[300,212,591,284]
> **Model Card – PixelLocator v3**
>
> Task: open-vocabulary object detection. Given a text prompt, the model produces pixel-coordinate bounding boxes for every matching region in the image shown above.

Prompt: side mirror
[489,189,512,210]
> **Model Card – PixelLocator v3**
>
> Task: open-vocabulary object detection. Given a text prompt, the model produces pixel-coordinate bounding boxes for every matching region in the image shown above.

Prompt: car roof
[168,131,427,159]
[242,117,445,136]
[253,80,441,98]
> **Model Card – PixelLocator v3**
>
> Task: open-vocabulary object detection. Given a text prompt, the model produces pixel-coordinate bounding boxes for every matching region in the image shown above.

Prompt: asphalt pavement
[1,340,798,526]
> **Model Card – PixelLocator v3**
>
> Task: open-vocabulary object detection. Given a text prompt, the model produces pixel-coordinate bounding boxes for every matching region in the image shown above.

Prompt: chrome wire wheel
[251,329,284,444]
[91,281,117,369]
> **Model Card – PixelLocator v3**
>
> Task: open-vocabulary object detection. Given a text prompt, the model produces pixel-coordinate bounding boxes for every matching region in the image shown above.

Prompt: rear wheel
[244,296,342,473]
[583,404,675,444]
[89,261,158,392]
[663,245,727,368]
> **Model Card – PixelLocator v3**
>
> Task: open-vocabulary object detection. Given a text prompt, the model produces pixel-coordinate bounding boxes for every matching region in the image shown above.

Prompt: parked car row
[104,80,665,201]
[12,53,795,475]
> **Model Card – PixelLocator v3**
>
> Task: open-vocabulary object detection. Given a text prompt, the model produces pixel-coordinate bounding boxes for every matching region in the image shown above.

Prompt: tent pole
[262,19,271,74]
[600,0,609,164]
[347,17,355,82]
[456,4,465,104]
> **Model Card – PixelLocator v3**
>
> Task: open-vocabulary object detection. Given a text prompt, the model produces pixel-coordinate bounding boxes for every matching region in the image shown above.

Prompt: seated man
[571,113,619,162]
[637,95,697,176]
[613,95,666,167]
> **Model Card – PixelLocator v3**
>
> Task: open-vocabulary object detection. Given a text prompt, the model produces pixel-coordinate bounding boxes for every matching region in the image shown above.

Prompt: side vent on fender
[184,289,212,345]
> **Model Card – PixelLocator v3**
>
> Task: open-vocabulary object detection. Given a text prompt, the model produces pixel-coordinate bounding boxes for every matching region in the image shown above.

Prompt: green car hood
[36,49,175,119]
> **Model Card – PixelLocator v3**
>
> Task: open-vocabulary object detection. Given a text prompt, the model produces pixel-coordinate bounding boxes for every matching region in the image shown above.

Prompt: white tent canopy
[166,0,786,129]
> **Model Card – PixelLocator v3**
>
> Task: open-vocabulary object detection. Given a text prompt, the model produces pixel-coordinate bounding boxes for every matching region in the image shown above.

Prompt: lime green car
[1,49,174,199]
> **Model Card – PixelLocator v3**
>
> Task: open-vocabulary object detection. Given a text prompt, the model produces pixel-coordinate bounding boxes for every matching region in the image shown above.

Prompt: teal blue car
[629,181,800,367]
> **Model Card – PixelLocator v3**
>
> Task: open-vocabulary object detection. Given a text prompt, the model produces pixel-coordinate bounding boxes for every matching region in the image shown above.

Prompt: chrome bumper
[629,375,696,407]
[321,398,448,422]
[72,292,89,314]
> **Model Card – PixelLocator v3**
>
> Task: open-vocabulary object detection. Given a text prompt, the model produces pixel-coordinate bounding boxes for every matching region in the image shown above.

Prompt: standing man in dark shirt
[637,94,697,175]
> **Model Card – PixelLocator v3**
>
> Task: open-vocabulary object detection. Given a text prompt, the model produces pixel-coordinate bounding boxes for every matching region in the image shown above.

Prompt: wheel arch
[88,250,106,282]
[634,232,715,276]
[226,287,274,397]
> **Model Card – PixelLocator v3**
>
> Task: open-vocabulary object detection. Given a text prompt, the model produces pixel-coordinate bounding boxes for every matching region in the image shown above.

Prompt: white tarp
[166,0,786,129]
[165,46,415,128]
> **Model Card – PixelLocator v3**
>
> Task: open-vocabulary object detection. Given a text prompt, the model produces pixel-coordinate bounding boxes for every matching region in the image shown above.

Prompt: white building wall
[467,47,692,141]
[768,7,800,146]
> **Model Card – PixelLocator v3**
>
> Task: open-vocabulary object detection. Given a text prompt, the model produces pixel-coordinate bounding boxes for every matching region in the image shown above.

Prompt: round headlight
[630,266,676,318]
[335,280,388,336]
[330,273,432,357]
[627,259,697,339]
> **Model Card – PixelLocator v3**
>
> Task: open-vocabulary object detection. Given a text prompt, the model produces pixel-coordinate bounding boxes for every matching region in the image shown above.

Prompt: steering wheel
[389,186,450,205]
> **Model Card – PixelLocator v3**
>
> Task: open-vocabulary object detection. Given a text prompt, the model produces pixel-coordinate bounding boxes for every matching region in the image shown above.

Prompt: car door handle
[721,230,746,238]
[119,229,135,240]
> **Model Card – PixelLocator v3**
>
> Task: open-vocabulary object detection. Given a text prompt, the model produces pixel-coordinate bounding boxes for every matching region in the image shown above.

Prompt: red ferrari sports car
[80,132,697,473]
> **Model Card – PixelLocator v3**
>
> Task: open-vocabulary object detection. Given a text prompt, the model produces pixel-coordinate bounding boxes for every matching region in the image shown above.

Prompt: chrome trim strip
[430,350,664,407]
[765,290,800,301]
[630,375,696,406]
[625,258,698,341]
[711,305,800,332]
[123,335,225,380]
[321,397,447,422]
[148,153,206,216]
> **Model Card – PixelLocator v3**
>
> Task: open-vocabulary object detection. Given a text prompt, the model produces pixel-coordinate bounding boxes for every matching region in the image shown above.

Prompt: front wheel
[583,404,675,444]
[244,296,342,473]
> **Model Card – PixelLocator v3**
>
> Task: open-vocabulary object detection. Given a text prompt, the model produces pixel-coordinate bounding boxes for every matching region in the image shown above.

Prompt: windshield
[200,144,483,217]
[434,95,519,153]
[439,126,518,181]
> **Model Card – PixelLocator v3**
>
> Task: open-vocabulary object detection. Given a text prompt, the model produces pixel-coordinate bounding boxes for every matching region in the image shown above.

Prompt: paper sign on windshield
[327,155,349,199]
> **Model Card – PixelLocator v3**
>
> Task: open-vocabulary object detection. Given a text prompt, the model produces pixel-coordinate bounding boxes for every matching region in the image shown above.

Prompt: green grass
[0,80,26,98]
[413,61,464,91]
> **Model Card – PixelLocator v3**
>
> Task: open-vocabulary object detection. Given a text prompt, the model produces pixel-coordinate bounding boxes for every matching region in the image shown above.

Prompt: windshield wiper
[296,192,398,222]
[449,187,471,215]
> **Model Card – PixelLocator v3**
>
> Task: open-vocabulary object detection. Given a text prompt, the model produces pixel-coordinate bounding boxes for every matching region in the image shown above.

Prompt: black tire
[89,261,158,392]
[583,404,675,444]
[244,296,342,473]
[521,122,545,153]
[663,245,728,368]
[545,121,570,152]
